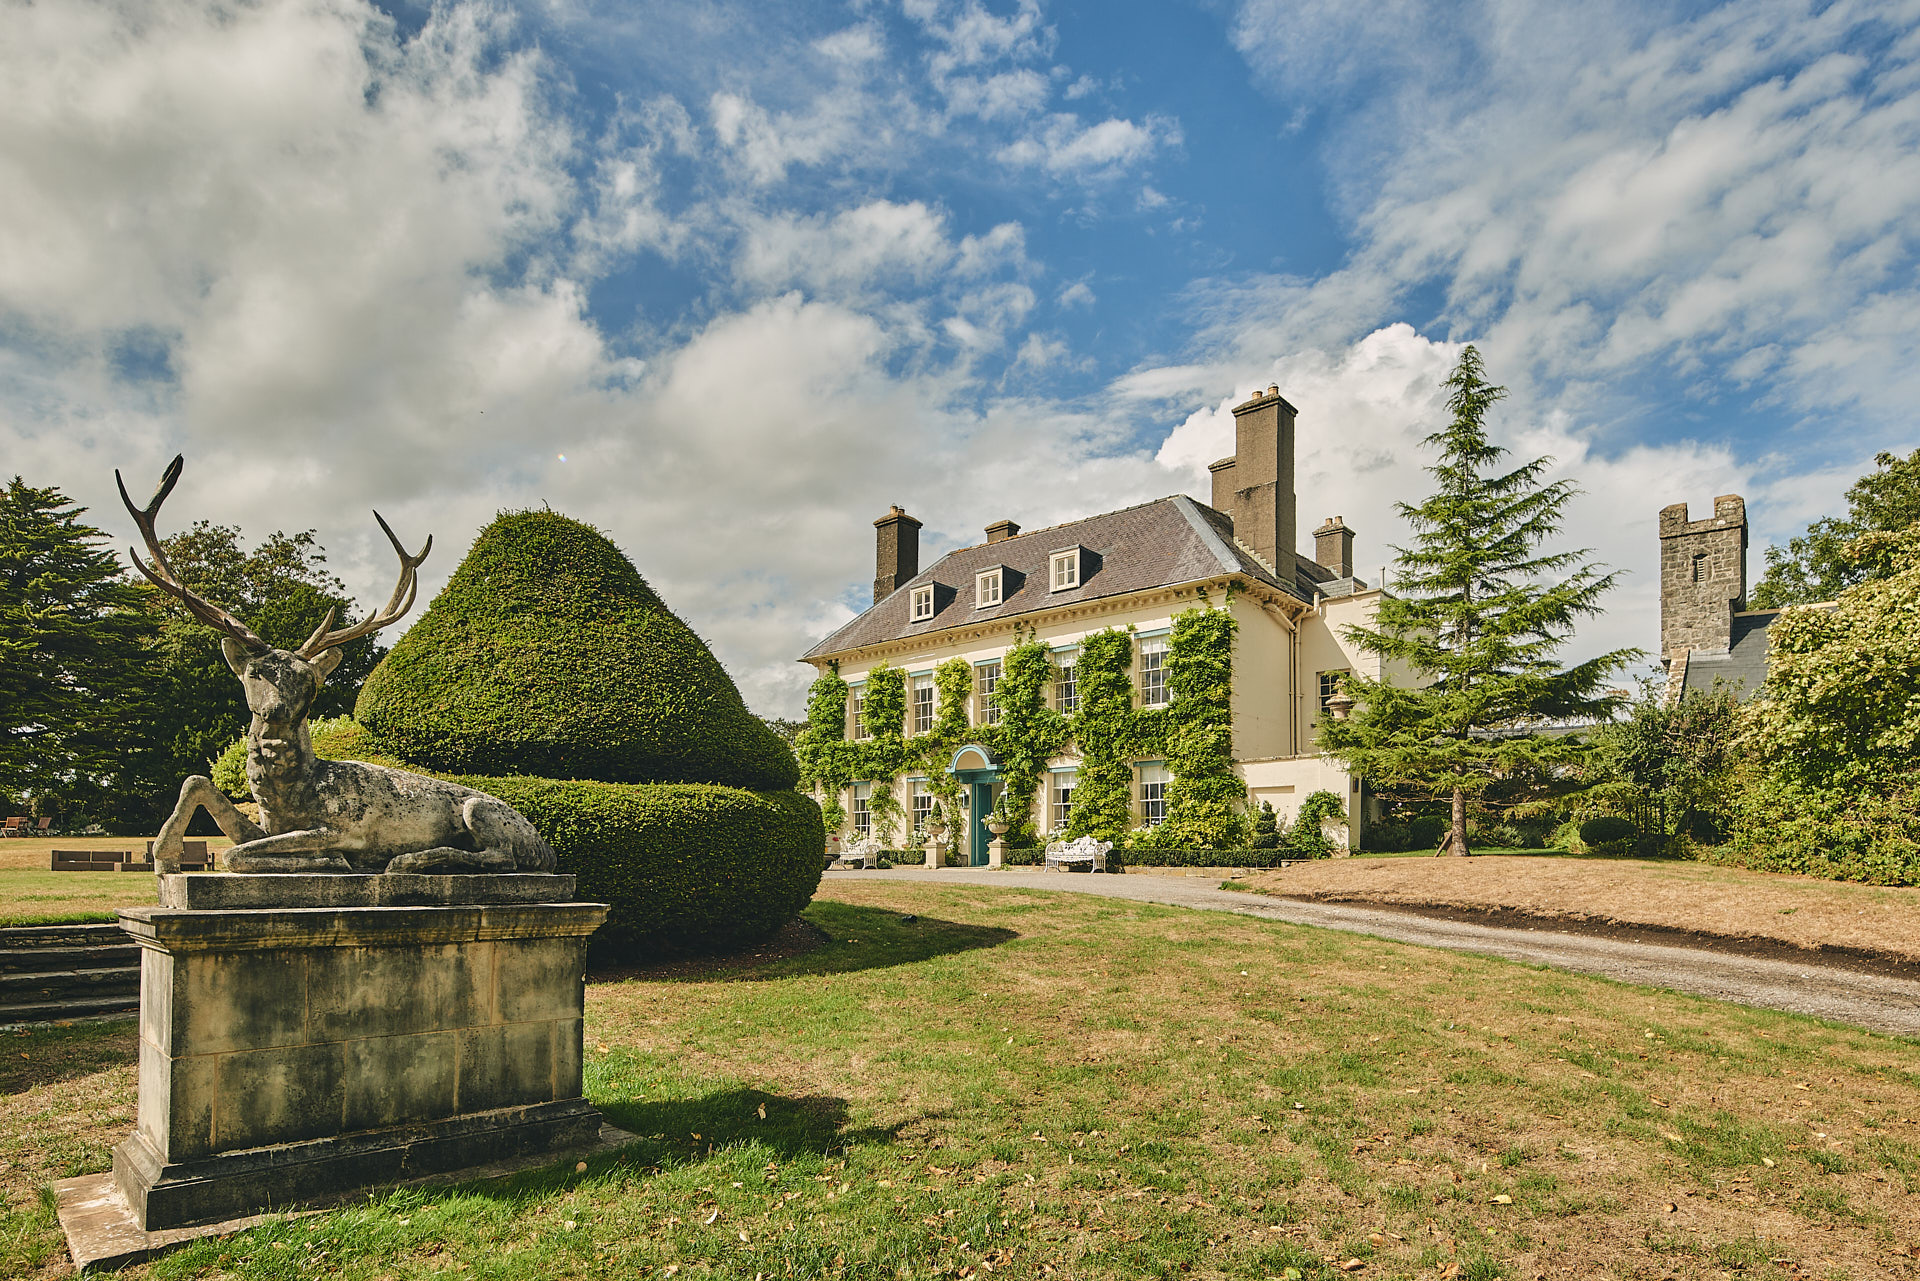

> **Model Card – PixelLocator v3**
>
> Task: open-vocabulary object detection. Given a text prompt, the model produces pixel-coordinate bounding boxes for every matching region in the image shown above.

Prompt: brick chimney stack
[985,519,1021,544]
[873,505,922,604]
[1211,384,1298,581]
[1313,516,1354,579]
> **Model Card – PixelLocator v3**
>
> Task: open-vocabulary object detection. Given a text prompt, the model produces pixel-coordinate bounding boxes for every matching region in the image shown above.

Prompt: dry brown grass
[5,880,1918,1279]
[1245,854,1920,963]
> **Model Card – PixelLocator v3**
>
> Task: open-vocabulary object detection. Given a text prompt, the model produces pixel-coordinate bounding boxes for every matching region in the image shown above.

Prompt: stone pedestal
[111,873,608,1232]
[987,836,1006,870]
[923,835,945,869]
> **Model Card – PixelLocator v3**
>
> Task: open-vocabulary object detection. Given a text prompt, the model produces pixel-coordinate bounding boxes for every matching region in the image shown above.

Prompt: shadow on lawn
[440,1086,925,1205]
[0,1018,135,1096]
[593,902,1017,985]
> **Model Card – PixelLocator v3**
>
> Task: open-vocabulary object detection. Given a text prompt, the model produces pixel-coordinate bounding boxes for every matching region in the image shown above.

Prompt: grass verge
[4,882,1919,1279]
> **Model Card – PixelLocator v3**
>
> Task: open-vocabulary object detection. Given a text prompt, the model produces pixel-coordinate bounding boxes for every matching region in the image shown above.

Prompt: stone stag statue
[121,456,557,876]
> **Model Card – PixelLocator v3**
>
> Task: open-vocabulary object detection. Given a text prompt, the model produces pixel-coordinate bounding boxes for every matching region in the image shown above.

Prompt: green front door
[968,781,993,866]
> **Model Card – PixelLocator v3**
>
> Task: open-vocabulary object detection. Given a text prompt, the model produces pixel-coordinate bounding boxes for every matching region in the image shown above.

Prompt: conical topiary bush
[353,510,821,959]
[355,509,797,790]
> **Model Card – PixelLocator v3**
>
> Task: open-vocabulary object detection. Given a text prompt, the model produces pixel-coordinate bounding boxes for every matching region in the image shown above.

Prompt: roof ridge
[943,494,1194,552]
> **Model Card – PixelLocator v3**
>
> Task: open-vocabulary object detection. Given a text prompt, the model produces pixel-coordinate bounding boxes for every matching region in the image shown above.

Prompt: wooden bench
[52,849,142,872]
[52,842,211,872]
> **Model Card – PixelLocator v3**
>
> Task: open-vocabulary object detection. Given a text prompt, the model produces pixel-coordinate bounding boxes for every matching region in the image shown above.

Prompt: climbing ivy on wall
[1162,601,1246,847]
[795,599,1244,849]
[991,631,1069,846]
[1063,628,1143,842]
[861,663,909,844]
[795,664,851,833]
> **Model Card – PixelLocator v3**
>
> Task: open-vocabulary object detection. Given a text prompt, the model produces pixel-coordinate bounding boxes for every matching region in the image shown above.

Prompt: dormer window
[1050,547,1083,591]
[976,568,1003,608]
[910,584,935,622]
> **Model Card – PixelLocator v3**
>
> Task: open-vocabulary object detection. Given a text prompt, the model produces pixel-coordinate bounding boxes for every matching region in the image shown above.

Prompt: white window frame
[912,677,935,735]
[909,584,935,622]
[1138,638,1169,708]
[910,781,933,835]
[852,782,872,837]
[1049,548,1081,591]
[976,568,1003,608]
[976,660,1002,725]
[1052,771,1077,832]
[1055,655,1078,714]
[1138,762,1169,826]
[850,686,868,739]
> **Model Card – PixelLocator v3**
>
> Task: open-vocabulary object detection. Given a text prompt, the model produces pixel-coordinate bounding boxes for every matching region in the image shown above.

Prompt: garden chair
[2,817,25,837]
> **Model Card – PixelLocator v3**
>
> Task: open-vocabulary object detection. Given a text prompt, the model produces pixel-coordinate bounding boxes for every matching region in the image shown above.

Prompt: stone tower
[1658,495,1748,660]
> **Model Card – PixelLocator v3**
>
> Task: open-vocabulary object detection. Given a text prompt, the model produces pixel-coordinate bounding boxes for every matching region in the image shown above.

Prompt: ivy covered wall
[795,598,1248,848]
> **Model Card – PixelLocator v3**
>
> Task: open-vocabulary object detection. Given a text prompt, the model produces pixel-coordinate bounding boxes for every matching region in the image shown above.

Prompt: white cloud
[1226,0,1920,445]
[736,201,958,294]
[998,113,1174,178]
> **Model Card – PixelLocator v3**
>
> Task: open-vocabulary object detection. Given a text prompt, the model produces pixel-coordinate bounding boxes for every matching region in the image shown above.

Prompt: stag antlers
[117,455,431,657]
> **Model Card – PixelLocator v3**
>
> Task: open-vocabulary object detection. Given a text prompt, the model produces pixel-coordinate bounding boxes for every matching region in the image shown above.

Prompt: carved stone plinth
[110,874,608,1231]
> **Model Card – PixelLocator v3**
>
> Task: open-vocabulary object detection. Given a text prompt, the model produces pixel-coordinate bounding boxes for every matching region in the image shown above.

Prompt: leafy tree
[1738,524,1920,793]
[0,479,155,820]
[1587,679,1739,843]
[1727,524,1920,883]
[1751,448,1920,607]
[143,521,386,811]
[1318,347,1638,856]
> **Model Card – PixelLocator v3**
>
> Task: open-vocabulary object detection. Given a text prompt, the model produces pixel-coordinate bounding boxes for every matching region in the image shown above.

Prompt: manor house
[799,385,1408,863]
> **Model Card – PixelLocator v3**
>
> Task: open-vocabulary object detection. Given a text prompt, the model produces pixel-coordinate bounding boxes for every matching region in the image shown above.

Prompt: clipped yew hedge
[476,776,823,960]
[247,720,824,961]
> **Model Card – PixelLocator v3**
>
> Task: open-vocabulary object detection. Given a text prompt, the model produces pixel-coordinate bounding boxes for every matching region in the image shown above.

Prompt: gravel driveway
[826,867,1920,1037]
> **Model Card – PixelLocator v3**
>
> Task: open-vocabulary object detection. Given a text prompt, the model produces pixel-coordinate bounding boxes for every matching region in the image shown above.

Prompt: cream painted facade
[811,569,1399,851]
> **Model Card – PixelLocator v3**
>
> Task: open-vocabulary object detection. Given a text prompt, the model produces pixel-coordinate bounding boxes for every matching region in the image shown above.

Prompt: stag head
[119,455,431,738]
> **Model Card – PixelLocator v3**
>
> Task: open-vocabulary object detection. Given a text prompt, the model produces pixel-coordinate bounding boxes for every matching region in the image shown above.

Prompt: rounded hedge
[279,720,822,958]
[473,775,824,960]
[355,509,797,790]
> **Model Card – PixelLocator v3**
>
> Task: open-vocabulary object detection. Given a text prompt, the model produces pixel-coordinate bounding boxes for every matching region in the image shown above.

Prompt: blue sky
[5,0,1918,714]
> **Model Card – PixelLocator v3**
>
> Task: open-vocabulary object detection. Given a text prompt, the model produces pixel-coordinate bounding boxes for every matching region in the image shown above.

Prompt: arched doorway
[948,744,1001,867]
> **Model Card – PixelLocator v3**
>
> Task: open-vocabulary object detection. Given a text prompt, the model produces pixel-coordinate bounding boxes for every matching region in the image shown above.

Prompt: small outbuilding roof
[1681,609,1781,700]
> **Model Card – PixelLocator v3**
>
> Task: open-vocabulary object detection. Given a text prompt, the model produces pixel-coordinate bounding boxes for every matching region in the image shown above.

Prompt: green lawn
[5,880,1917,1280]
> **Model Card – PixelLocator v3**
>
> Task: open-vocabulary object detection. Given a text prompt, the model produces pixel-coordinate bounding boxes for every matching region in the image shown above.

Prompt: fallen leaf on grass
[1490,1194,1512,1205]
[702,1210,718,1225]
[1339,1261,1366,1273]
[1762,1157,1776,1168]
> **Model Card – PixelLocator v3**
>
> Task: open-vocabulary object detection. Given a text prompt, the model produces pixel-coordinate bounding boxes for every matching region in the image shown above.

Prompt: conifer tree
[1317,347,1637,856]
[0,479,154,815]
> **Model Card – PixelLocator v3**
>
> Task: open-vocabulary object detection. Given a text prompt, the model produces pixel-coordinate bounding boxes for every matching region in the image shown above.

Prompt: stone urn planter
[983,816,1010,870]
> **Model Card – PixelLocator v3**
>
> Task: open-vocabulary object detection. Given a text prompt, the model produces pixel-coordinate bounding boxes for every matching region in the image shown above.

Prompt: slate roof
[1682,609,1780,700]
[801,494,1324,661]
